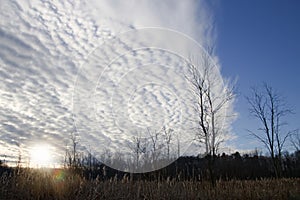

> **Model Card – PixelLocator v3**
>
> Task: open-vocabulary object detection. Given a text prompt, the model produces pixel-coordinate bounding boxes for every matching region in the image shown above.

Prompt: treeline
[1,150,299,182]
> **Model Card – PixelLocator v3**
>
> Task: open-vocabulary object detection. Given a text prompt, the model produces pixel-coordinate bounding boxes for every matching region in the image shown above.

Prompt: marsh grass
[0,168,299,200]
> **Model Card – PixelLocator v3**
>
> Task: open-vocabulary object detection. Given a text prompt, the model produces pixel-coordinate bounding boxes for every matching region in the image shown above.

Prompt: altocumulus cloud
[0,0,233,168]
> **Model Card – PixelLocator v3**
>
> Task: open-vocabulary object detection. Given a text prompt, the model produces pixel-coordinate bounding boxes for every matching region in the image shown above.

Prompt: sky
[0,0,220,171]
[0,0,299,170]
[215,0,300,152]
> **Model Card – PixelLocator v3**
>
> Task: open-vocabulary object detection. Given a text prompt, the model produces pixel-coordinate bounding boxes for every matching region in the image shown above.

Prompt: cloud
[87,0,216,45]
[0,0,234,171]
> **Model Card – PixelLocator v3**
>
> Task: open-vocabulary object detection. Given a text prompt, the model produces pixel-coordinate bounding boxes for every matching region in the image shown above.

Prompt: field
[0,168,299,200]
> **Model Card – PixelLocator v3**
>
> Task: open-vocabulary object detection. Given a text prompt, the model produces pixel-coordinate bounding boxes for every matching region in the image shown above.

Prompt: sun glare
[29,144,53,168]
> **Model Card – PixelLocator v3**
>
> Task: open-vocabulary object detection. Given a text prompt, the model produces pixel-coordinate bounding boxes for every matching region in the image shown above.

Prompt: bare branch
[186,48,236,156]
[247,83,295,177]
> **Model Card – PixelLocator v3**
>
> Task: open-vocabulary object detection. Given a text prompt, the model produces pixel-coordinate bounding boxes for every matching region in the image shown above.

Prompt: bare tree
[247,84,295,177]
[162,126,173,160]
[290,130,300,151]
[17,146,22,168]
[65,132,81,169]
[100,148,113,166]
[186,47,235,186]
[176,134,180,158]
[187,50,235,156]
[147,128,164,165]
[129,134,147,170]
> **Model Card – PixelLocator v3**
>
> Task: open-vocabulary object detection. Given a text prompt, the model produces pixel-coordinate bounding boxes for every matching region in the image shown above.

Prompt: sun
[29,144,53,168]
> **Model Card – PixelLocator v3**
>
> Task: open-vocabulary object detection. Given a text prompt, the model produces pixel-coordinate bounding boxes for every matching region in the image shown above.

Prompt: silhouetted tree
[129,134,147,171]
[147,128,164,165]
[65,132,82,169]
[290,130,300,151]
[162,126,173,160]
[186,47,235,186]
[247,84,295,178]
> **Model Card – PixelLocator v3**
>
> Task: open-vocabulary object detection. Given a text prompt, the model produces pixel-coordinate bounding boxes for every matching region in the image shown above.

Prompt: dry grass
[0,168,299,200]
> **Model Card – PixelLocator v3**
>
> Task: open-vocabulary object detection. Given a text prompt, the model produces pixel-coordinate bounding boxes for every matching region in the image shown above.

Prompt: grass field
[0,168,299,200]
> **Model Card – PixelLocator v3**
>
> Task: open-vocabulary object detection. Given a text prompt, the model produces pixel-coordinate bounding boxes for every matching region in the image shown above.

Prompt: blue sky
[215,0,300,151]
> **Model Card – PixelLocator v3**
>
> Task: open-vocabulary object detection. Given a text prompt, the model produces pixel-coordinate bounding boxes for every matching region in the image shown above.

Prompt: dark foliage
[1,151,299,182]
[44,150,300,182]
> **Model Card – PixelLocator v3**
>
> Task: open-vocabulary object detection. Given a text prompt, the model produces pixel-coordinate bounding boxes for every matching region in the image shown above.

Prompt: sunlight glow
[29,144,53,168]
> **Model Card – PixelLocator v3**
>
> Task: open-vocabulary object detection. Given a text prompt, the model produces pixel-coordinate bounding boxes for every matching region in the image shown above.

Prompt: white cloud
[0,0,235,171]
